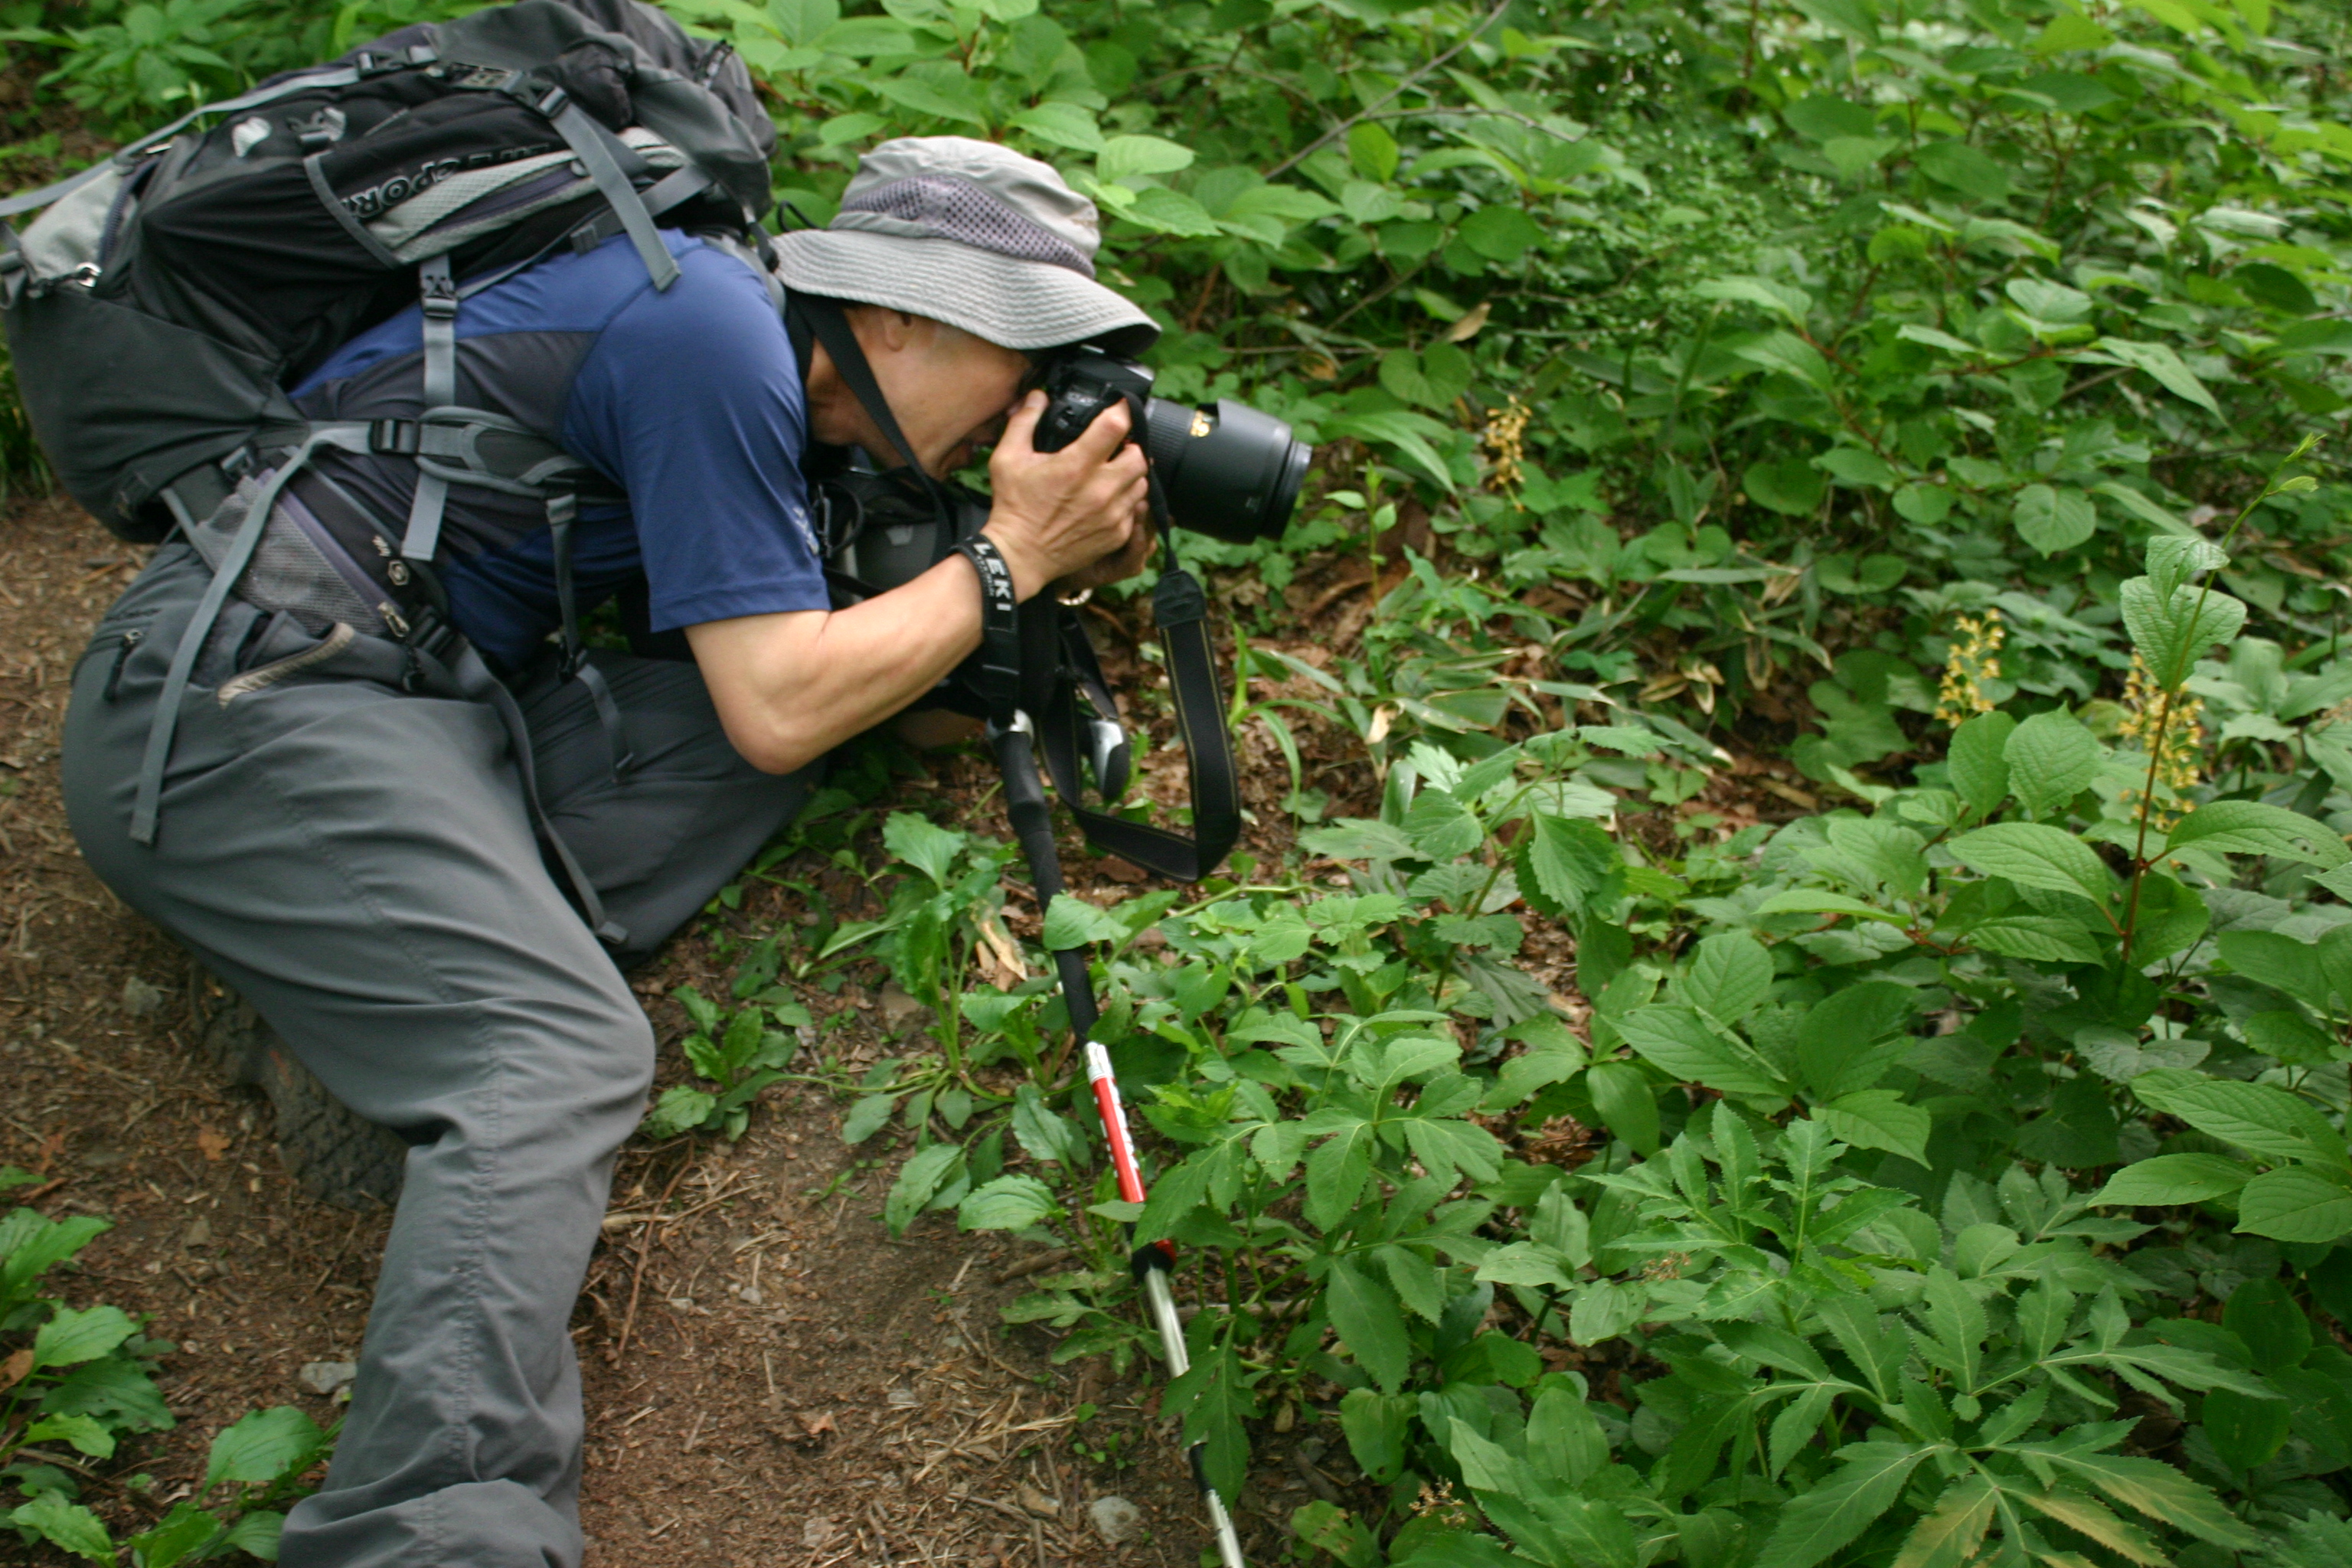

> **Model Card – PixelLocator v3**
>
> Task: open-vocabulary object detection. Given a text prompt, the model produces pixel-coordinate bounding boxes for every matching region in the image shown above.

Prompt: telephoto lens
[1034,350,1312,544]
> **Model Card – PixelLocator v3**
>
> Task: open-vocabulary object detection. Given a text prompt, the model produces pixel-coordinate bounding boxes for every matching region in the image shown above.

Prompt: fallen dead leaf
[975,915,1025,988]
[1017,1484,1060,1520]
[195,1126,229,1162]
[801,1516,837,1549]
[795,1409,837,1439]
[0,1347,32,1393]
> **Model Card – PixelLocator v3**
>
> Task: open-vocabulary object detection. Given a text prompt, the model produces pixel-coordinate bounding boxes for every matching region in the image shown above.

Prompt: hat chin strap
[786,294,953,513]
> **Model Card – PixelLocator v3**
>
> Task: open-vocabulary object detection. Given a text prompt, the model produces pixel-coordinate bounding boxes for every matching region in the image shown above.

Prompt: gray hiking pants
[63,543,808,1567]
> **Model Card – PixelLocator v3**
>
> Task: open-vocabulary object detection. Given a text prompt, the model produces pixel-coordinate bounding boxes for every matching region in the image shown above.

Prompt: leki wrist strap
[949,536,1021,728]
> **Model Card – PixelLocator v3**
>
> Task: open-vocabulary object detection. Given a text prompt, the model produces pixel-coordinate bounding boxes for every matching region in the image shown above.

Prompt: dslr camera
[1029,348,1312,544]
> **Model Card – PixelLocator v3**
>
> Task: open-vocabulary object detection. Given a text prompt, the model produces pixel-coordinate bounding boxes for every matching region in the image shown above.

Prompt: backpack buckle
[417,269,458,319]
[353,50,407,77]
[370,419,421,456]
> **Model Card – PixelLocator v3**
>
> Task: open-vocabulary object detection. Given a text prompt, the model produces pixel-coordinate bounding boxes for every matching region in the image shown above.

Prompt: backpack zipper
[103,627,145,701]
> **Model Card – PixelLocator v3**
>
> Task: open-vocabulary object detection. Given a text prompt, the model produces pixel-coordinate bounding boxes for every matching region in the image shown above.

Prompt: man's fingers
[1000,390,1047,452]
[1069,397,1135,464]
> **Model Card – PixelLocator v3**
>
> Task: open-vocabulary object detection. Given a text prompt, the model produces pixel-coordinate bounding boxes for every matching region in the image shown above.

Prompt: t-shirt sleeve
[562,244,828,632]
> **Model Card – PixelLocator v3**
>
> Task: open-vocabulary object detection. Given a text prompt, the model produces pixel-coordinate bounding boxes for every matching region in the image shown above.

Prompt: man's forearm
[684,554,985,774]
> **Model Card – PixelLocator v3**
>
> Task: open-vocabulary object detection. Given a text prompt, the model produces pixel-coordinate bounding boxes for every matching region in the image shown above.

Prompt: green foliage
[1,1199,330,1563]
[16,0,2352,1558]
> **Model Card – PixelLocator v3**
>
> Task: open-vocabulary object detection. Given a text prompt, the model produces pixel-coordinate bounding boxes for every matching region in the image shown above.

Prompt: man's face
[851,311,1035,477]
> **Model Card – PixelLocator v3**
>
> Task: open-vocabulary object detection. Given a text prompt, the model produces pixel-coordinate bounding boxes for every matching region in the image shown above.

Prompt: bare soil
[0,495,1337,1566]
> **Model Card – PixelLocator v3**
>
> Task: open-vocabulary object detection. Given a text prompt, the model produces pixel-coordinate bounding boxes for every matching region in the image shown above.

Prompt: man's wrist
[976,519,1048,602]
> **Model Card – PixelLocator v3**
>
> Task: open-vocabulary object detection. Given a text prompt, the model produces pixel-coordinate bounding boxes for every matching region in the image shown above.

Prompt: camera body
[1033,349,1311,546]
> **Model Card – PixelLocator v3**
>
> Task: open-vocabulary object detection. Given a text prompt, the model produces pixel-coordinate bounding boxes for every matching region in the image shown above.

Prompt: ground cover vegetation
[10,0,2352,1562]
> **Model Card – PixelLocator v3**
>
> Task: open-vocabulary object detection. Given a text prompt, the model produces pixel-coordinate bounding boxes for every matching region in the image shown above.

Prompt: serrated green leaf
[2092,1153,2252,1206]
[1328,1257,1410,1393]
[1755,1442,1932,1568]
[2169,800,2349,869]
[1949,822,2113,905]
[2235,1167,2352,1243]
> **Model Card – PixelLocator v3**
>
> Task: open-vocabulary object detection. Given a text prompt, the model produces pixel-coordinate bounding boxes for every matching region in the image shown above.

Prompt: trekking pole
[986,722,1248,1568]
[1085,1039,1250,1568]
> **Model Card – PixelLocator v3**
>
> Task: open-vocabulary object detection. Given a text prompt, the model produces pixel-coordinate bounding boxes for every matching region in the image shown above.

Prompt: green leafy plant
[2,1181,332,1563]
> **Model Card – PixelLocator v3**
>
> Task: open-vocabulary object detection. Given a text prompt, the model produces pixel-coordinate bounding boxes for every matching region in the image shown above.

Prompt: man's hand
[982,393,1149,600]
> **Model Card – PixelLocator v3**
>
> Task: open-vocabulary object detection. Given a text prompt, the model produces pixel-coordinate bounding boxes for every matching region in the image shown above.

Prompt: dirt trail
[0,497,1306,1566]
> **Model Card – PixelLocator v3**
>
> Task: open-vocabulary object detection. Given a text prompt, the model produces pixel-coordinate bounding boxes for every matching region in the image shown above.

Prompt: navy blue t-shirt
[290,231,827,671]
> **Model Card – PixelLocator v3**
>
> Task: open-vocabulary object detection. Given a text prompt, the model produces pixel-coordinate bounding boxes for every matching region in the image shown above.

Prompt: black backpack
[0,0,773,543]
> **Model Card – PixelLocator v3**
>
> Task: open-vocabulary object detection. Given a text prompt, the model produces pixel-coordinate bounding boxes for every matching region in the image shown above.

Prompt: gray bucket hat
[771,136,1160,358]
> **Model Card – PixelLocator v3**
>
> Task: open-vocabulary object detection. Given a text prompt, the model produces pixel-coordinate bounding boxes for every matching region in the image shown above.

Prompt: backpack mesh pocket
[189,473,390,638]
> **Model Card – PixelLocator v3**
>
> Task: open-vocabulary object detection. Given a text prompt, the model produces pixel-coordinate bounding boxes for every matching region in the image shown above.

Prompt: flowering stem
[2120,436,2321,965]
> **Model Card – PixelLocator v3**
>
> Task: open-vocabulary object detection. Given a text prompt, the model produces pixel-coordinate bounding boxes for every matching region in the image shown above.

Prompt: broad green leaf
[1695,276,1813,325]
[2097,336,2223,414]
[1006,101,1104,153]
[1570,1279,1646,1345]
[1042,893,1126,949]
[2092,1154,2252,1206]
[1755,1442,1932,1568]
[21,1413,116,1459]
[1949,823,2112,906]
[1328,1257,1410,1393]
[1948,710,2017,816]
[1476,1240,1578,1292]
[1125,186,1223,237]
[2203,1387,2292,1470]
[1338,1389,1413,1483]
[841,1093,898,1145]
[2012,483,2098,555]
[1517,815,1623,918]
[958,1174,1059,1232]
[2004,709,2102,817]
[766,0,840,45]
[1326,410,1459,494]
[1795,982,1917,1099]
[1916,140,2011,201]
[2169,800,2349,869]
[883,1142,963,1236]
[871,70,988,127]
[1677,932,1773,1022]
[1965,915,2103,964]
[1820,1090,1932,1168]
[1096,132,1194,182]
[1754,889,1907,925]
[1459,204,1544,262]
[1618,1005,1788,1097]
[2223,1277,2312,1373]
[1008,1084,1076,1165]
[2216,929,2332,1009]
[2132,1069,2343,1165]
[33,1304,137,1370]
[1586,1061,1661,1155]
[204,1405,328,1489]
[2122,575,2247,686]
[2235,1167,2352,1243]
[8,1492,114,1563]
[1348,121,1400,182]
[1734,332,1834,391]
